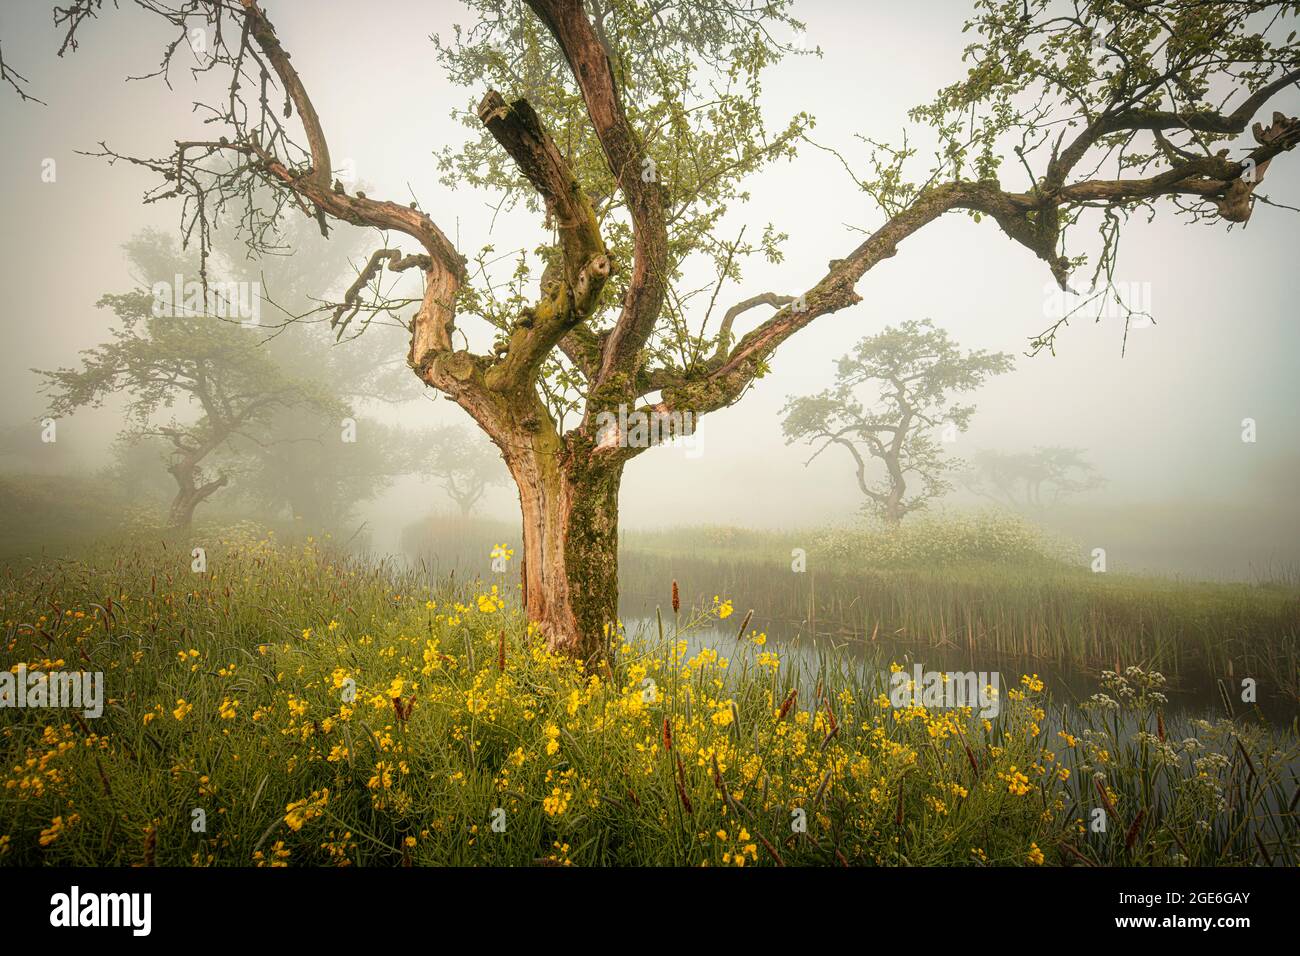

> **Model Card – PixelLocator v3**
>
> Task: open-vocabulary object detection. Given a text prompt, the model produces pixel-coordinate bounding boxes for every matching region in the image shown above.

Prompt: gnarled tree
[782,320,1013,525]
[21,0,1300,656]
[38,236,336,529]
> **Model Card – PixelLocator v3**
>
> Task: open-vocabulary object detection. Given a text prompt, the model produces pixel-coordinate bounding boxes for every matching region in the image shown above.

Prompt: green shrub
[811,510,1071,568]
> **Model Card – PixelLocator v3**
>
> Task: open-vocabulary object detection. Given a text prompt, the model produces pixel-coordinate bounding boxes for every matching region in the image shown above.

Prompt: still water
[619,602,1299,731]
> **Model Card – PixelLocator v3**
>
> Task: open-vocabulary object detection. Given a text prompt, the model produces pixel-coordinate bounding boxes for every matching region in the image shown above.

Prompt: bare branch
[0,41,45,104]
[711,292,796,364]
[476,90,611,389]
[523,0,669,399]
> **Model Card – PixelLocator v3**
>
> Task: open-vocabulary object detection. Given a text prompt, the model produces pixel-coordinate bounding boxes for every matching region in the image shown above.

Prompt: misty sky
[2,0,1297,574]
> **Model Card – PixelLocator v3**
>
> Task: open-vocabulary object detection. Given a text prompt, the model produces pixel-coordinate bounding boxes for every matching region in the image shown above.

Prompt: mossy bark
[497,408,621,661]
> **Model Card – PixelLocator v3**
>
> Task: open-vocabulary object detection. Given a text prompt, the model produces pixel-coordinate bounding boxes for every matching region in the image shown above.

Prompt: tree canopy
[37,232,339,527]
[782,319,1013,524]
[957,446,1105,510]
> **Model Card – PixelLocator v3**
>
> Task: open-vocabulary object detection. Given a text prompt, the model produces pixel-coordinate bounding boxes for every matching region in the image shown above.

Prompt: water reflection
[620,606,1299,731]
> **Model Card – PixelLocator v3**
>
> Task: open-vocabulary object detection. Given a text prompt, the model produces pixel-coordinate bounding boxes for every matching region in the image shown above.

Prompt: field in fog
[2,0,1298,875]
[2,522,1297,867]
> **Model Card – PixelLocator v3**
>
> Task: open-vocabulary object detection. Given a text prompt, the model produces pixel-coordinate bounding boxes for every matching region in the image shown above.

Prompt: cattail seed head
[662,716,672,751]
[757,832,785,867]
[1095,777,1118,818]
[671,580,680,614]
[393,694,415,722]
[814,767,833,805]
[674,753,693,814]
[777,688,797,721]
[735,608,753,640]
[1125,808,1146,851]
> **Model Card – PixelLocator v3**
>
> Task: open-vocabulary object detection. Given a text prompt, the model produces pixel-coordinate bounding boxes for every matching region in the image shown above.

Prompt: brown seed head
[777,688,797,721]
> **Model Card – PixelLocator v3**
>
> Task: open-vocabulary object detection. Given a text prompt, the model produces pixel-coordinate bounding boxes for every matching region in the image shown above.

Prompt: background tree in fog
[782,320,1012,525]
[37,235,338,529]
[212,212,431,529]
[427,424,509,516]
[957,447,1104,511]
[239,412,416,528]
[16,0,1300,656]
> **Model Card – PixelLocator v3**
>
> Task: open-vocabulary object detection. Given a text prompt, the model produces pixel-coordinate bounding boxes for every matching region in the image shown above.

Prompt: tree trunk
[505,437,622,660]
[168,489,200,530]
[450,483,483,516]
[882,450,905,527]
[167,461,227,530]
[418,350,622,660]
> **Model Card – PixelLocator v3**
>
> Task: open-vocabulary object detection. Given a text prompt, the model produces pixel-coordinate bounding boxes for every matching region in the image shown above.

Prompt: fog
[2,0,1297,580]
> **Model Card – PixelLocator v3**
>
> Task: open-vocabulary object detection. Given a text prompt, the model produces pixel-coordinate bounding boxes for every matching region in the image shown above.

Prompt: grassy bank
[2,530,1296,866]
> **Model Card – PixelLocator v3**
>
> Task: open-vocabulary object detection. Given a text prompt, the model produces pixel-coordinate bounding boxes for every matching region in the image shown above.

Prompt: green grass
[1,528,1296,867]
